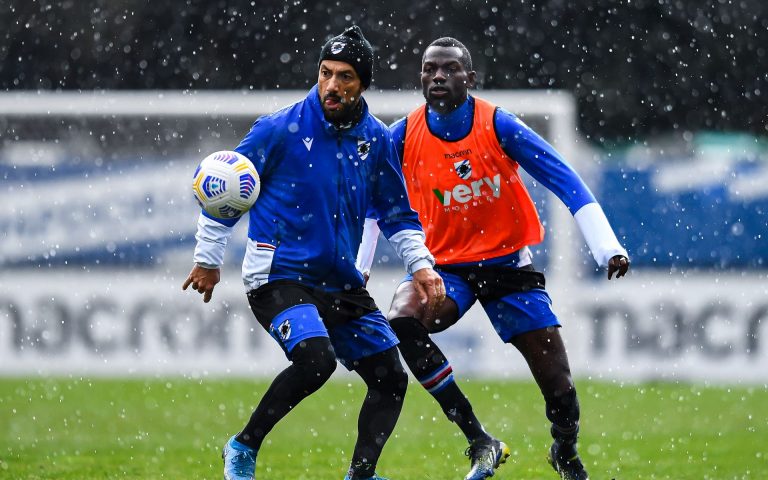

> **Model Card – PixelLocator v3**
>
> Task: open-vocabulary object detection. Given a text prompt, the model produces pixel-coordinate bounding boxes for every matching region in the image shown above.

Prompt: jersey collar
[425,95,474,141]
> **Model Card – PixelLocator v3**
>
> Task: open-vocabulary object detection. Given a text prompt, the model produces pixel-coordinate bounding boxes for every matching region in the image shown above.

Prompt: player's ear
[467,70,477,89]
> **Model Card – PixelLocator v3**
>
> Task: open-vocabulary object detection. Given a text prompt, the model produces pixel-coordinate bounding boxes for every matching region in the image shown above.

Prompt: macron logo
[302,137,313,151]
[432,174,502,206]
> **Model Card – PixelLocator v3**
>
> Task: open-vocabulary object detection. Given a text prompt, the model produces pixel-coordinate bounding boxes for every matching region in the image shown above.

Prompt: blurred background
[3,0,767,142]
[1,0,767,381]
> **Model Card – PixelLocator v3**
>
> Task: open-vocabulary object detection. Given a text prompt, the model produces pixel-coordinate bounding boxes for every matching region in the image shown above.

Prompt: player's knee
[291,337,337,387]
[311,350,338,381]
[387,300,419,321]
[391,362,409,397]
[367,364,408,403]
[301,357,336,391]
[359,349,408,402]
[540,368,574,398]
[378,351,409,394]
[387,286,424,321]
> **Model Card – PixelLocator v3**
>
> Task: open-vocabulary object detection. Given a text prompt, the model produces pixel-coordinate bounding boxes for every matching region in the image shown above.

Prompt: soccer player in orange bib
[357,37,630,480]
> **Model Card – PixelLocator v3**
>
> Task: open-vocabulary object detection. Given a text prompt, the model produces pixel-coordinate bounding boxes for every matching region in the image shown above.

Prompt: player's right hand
[411,267,446,323]
[182,264,221,303]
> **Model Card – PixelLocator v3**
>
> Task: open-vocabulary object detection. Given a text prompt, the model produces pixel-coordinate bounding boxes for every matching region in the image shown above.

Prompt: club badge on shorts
[276,319,292,340]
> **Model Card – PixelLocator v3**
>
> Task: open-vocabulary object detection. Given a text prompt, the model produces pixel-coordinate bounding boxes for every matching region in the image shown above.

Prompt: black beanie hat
[318,25,374,88]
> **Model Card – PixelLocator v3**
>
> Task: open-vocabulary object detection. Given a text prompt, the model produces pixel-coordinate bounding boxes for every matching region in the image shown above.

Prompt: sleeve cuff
[386,229,435,274]
[355,218,380,274]
[573,202,628,267]
[192,213,233,267]
[408,259,434,274]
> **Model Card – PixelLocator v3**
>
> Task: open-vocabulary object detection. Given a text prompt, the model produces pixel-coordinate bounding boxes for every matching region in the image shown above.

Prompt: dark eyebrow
[423,59,462,68]
[321,64,356,76]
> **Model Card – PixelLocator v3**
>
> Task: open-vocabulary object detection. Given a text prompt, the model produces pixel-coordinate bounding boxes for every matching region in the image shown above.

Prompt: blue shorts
[405,264,560,342]
[247,281,398,369]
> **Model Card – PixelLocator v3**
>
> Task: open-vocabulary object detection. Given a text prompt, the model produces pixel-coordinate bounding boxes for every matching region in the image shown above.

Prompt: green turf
[1,376,766,479]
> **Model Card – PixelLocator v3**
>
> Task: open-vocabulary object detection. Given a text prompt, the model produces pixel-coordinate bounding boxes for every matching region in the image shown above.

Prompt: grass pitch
[1,376,766,479]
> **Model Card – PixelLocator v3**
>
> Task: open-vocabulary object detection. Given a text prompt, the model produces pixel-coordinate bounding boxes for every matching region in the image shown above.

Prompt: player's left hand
[607,254,630,280]
[411,267,446,322]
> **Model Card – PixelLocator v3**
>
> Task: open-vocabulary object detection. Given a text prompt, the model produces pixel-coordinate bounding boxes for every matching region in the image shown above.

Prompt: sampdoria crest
[277,319,292,341]
[453,159,472,180]
[357,139,371,160]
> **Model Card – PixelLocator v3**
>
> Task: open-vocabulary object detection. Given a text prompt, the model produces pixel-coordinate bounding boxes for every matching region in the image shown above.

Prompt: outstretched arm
[495,108,629,276]
[184,114,276,300]
[573,202,630,277]
[182,211,235,302]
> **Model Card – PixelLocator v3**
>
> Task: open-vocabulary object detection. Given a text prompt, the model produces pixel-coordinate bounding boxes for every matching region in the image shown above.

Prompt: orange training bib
[401,97,544,265]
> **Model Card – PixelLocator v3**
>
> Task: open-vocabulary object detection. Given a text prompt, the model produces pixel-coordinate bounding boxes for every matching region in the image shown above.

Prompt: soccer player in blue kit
[183,26,445,480]
[357,38,630,480]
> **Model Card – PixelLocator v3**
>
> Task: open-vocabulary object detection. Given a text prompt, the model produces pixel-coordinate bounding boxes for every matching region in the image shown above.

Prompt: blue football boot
[222,436,257,480]
[464,437,511,479]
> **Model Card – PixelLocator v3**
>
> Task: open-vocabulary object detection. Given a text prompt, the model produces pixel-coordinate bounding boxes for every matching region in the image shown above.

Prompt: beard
[424,87,462,114]
[321,94,360,125]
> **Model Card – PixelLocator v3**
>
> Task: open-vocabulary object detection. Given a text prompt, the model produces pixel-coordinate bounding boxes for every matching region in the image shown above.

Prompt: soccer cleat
[222,436,257,480]
[343,474,389,480]
[547,439,589,480]
[464,437,511,480]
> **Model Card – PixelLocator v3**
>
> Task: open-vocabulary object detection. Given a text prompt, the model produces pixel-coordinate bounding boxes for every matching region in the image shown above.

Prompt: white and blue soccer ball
[192,151,260,219]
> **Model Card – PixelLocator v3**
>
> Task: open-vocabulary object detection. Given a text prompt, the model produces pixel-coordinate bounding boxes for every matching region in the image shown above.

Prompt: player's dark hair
[424,37,473,71]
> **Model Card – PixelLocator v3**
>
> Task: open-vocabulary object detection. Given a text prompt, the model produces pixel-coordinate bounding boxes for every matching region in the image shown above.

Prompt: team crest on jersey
[357,139,371,160]
[454,159,472,180]
[330,41,346,54]
[276,319,292,341]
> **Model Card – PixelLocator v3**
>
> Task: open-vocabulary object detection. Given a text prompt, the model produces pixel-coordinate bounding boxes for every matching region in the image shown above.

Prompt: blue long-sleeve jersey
[194,85,431,291]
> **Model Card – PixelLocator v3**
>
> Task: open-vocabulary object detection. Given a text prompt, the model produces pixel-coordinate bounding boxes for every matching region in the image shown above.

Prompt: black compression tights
[347,347,409,479]
[390,316,489,443]
[236,336,337,450]
[235,338,407,479]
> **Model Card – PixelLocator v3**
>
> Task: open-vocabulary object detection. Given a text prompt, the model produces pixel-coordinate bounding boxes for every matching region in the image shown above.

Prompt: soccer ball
[192,151,260,219]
